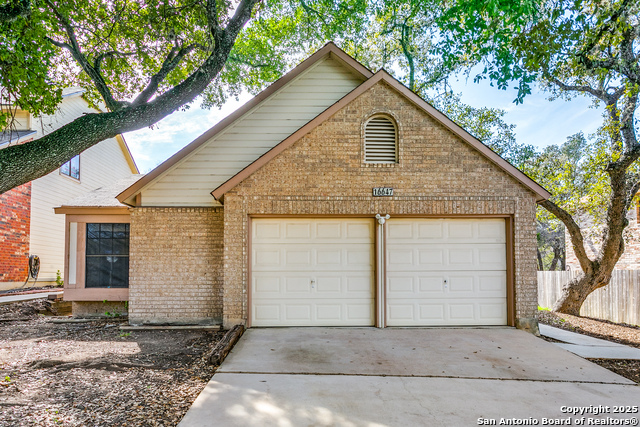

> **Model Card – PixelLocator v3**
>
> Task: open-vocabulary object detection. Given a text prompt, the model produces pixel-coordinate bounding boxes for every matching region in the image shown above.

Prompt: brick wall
[222,81,539,328]
[128,207,223,324]
[0,183,31,282]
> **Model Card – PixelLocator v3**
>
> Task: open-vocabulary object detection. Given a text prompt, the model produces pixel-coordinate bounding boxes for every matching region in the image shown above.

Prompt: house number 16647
[372,187,394,197]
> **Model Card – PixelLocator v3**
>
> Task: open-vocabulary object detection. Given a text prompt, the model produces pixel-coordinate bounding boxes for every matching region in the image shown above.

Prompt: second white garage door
[251,218,375,326]
[386,218,508,326]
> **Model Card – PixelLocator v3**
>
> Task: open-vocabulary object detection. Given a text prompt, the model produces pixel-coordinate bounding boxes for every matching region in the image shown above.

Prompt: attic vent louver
[364,116,397,163]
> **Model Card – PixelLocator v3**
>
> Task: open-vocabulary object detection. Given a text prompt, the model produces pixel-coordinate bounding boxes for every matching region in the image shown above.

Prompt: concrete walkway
[540,323,640,359]
[179,328,640,426]
[0,290,63,306]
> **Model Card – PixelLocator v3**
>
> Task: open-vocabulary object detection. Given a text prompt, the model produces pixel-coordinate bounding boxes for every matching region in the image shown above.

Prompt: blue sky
[124,71,605,174]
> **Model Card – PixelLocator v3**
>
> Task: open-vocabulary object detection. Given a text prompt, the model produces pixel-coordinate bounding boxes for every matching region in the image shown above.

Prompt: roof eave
[54,206,131,215]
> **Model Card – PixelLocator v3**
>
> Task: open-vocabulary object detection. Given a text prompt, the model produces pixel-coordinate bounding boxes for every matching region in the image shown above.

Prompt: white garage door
[251,218,375,326]
[386,218,507,326]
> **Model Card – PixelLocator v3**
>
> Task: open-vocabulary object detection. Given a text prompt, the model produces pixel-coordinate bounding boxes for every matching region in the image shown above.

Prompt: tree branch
[540,199,594,274]
[0,0,261,194]
[550,77,612,103]
[577,0,631,59]
[228,54,270,68]
[44,0,127,111]
[131,44,197,107]
[206,0,223,46]
[299,0,328,26]
[93,51,135,74]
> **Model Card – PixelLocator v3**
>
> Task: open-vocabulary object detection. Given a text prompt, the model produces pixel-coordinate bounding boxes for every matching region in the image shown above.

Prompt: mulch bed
[538,310,640,384]
[0,286,61,297]
[0,300,224,426]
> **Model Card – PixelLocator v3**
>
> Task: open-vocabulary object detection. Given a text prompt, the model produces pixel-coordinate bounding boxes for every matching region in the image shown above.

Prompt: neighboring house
[56,43,550,331]
[565,206,640,271]
[0,88,138,290]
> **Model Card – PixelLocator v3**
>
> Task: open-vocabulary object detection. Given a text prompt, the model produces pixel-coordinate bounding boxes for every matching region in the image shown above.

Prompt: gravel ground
[0,299,224,426]
[538,310,640,383]
[2,299,638,425]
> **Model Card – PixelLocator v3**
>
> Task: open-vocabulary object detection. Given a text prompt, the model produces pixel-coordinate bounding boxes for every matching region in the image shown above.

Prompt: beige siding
[8,110,31,130]
[29,96,134,282]
[139,57,365,207]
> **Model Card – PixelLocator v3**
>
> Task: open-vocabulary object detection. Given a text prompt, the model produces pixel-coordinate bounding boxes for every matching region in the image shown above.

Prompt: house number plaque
[372,187,394,197]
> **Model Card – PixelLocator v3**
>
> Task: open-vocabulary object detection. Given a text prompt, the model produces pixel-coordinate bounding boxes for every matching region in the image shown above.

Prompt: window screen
[85,223,129,288]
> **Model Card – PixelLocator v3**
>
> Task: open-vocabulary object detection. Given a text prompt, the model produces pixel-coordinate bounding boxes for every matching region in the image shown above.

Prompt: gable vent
[365,116,397,163]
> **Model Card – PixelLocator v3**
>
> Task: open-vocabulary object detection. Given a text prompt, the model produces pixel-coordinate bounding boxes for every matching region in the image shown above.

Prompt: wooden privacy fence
[538,270,640,326]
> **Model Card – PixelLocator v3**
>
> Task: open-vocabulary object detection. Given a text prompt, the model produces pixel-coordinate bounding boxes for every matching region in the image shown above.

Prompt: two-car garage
[250,217,509,327]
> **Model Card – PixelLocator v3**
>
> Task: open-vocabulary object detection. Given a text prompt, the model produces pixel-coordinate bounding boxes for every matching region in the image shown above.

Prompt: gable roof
[118,43,550,205]
[211,70,551,202]
[117,42,372,205]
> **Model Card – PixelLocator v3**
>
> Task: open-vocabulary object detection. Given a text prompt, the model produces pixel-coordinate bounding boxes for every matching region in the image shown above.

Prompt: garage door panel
[253,246,373,271]
[316,249,342,265]
[386,219,505,243]
[286,304,312,321]
[254,273,373,298]
[252,218,374,327]
[254,222,281,239]
[252,301,374,326]
[448,248,474,266]
[388,244,505,271]
[253,219,373,244]
[285,223,312,239]
[285,250,312,265]
[388,272,506,299]
[388,304,415,321]
[317,304,341,320]
[285,277,311,293]
[386,218,507,326]
[388,249,414,265]
[254,276,281,294]
[254,304,280,322]
[254,249,280,266]
[388,299,506,326]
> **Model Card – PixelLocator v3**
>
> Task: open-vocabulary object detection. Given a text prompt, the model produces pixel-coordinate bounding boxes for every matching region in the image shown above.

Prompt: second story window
[60,155,80,180]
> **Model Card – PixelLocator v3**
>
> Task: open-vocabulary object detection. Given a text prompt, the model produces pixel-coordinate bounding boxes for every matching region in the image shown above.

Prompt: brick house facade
[57,44,549,332]
[0,183,31,282]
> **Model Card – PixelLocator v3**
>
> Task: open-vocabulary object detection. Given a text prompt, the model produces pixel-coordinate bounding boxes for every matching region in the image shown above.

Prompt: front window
[85,223,129,288]
[60,155,80,180]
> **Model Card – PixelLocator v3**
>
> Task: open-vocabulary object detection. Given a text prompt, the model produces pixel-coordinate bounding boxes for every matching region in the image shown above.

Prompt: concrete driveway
[179,328,640,426]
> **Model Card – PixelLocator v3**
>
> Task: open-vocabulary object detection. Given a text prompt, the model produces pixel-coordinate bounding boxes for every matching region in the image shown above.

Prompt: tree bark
[537,248,544,271]
[547,168,631,315]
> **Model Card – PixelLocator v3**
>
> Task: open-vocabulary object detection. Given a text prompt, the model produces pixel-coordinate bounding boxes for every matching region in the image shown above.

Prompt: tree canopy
[440,0,640,313]
[0,0,518,195]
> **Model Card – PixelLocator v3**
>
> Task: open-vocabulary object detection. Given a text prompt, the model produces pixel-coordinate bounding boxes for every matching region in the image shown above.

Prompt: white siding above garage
[139,57,365,207]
